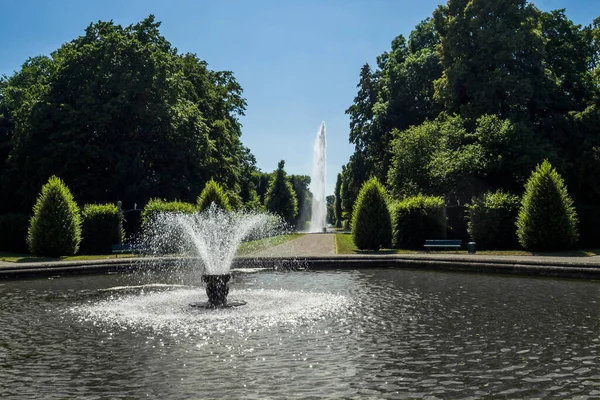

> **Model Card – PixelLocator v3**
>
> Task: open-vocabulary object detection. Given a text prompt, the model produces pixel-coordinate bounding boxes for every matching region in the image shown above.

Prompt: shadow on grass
[531,249,600,257]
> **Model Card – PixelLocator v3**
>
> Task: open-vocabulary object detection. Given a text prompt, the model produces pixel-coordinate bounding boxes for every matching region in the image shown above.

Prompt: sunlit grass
[0,234,303,263]
[0,252,138,263]
[334,233,600,257]
[236,233,303,255]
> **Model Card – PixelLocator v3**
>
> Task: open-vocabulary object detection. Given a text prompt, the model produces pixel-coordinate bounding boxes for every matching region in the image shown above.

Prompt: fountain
[142,204,284,308]
[310,121,327,232]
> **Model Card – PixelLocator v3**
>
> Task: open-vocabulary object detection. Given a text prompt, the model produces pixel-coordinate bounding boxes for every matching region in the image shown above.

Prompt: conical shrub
[27,176,82,256]
[352,177,392,251]
[516,160,578,251]
[197,179,231,212]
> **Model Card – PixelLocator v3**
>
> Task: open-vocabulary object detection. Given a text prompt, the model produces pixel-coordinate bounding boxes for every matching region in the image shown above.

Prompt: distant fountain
[143,205,283,307]
[310,121,327,233]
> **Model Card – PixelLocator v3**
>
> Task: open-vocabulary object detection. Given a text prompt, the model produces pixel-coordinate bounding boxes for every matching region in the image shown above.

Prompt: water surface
[0,268,598,399]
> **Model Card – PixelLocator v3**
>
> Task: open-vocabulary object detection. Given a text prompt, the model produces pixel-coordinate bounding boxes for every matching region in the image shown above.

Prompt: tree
[197,179,231,212]
[264,160,298,226]
[516,160,578,251]
[27,176,82,256]
[326,195,335,225]
[0,16,250,213]
[289,174,311,230]
[352,177,392,251]
[433,0,548,122]
[334,173,343,227]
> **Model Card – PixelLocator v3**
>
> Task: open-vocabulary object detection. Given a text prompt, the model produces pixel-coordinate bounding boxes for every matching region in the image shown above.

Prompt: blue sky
[1,0,598,195]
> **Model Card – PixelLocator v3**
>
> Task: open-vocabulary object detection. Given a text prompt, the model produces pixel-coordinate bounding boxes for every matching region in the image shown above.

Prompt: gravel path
[250,233,336,257]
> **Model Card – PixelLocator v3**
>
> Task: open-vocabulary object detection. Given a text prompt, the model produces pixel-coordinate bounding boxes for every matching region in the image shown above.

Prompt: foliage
[342,0,599,244]
[0,213,29,253]
[351,178,392,251]
[334,173,343,227]
[326,195,335,225]
[0,16,250,213]
[141,199,196,225]
[197,179,231,212]
[516,160,579,251]
[289,174,311,230]
[466,190,521,250]
[264,160,298,226]
[80,203,124,254]
[27,176,82,256]
[391,194,445,249]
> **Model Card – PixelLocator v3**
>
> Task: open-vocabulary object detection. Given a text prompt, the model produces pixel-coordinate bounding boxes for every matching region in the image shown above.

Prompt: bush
[264,160,298,225]
[80,203,124,254]
[391,194,445,249]
[352,177,392,251]
[466,190,520,250]
[141,199,196,225]
[141,199,196,255]
[0,214,30,253]
[27,176,82,257]
[516,160,578,251]
[342,219,350,231]
[197,180,231,212]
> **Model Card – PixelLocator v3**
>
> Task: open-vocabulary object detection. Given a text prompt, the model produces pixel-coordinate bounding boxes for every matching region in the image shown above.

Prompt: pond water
[0,267,598,399]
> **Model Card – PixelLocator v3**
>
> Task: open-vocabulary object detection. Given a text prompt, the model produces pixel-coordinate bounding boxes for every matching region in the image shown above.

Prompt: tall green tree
[334,173,343,227]
[0,16,250,213]
[433,0,548,122]
[289,174,312,230]
[264,160,298,226]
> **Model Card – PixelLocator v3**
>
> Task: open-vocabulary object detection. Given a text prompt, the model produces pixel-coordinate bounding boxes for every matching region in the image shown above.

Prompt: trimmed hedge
[0,214,30,253]
[391,194,445,249]
[197,179,231,212]
[466,190,520,250]
[352,177,392,251]
[80,203,124,254]
[516,160,578,251]
[141,199,196,224]
[141,199,196,255]
[27,176,82,257]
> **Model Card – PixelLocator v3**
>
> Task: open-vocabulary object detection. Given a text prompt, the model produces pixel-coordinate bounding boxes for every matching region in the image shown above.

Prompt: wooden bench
[424,240,462,252]
[111,244,146,257]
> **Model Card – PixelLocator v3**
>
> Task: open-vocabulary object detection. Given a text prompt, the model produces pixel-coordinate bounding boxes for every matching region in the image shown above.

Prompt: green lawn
[236,233,303,255]
[0,234,303,263]
[0,252,138,263]
[334,233,600,257]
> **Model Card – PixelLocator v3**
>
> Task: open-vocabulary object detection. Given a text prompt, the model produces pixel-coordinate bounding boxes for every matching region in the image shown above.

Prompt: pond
[0,267,598,399]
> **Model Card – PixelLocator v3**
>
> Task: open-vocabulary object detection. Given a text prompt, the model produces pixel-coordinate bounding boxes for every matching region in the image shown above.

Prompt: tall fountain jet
[310,121,327,233]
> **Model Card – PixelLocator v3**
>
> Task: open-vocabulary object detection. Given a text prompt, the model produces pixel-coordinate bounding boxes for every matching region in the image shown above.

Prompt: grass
[236,233,303,256]
[0,233,303,263]
[334,233,600,257]
[0,252,138,263]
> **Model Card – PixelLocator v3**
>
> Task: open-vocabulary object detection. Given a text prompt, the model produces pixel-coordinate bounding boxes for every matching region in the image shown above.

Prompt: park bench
[111,244,146,257]
[424,239,462,252]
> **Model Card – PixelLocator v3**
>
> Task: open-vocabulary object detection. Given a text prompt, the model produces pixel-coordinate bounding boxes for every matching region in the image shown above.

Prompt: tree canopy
[341,1,600,244]
[0,16,253,213]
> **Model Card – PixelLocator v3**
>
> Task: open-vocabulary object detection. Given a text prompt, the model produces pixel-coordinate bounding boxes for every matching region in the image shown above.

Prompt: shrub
[0,214,30,253]
[391,194,445,249]
[516,160,578,251]
[466,190,520,250]
[141,199,196,255]
[27,176,82,257]
[264,160,298,225]
[141,199,196,225]
[197,180,231,212]
[342,219,350,231]
[80,203,124,254]
[352,177,392,251]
